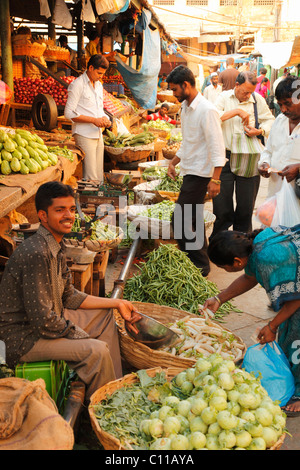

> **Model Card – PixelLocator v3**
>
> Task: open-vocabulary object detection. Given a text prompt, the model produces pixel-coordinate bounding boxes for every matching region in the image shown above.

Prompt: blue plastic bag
[242,341,295,406]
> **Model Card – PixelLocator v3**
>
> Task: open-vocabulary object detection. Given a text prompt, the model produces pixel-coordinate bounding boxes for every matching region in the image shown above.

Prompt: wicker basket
[88,367,186,450]
[12,43,46,57]
[44,48,70,62]
[13,60,23,79]
[157,92,178,104]
[162,147,178,160]
[168,103,181,114]
[64,225,124,253]
[114,302,246,371]
[88,365,286,451]
[146,128,170,139]
[104,144,153,163]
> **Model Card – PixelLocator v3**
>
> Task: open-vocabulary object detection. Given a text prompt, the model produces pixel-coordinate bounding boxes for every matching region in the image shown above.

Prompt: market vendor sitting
[142,103,180,125]
[0,181,141,403]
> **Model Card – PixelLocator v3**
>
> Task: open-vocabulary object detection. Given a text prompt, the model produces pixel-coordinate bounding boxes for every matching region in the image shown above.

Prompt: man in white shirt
[258,76,300,198]
[211,71,275,239]
[203,73,222,105]
[166,65,226,276]
[64,54,112,182]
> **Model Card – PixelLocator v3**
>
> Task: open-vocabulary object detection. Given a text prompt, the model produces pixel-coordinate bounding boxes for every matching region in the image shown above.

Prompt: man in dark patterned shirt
[0,182,140,401]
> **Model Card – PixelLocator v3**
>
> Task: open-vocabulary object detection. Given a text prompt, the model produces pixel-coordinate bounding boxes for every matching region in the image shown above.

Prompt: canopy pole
[76,0,85,68]
[0,0,14,94]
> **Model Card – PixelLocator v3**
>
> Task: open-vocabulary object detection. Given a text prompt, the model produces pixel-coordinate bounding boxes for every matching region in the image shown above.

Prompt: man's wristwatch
[260,128,265,137]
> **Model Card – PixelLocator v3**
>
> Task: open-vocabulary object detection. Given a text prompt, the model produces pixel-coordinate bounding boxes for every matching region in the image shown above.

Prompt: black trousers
[210,151,260,240]
[172,174,211,276]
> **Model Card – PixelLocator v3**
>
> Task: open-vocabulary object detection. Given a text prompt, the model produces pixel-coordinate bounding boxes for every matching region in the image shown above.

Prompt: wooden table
[70,262,93,295]
[92,250,110,297]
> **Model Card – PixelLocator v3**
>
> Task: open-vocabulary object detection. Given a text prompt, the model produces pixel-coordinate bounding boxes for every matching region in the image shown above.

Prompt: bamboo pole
[0,0,14,95]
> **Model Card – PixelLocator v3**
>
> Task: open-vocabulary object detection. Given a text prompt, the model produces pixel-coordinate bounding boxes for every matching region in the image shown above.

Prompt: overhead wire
[152,4,300,30]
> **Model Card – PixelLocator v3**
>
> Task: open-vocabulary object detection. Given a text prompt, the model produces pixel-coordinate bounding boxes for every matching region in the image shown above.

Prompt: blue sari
[245,224,300,312]
[245,224,300,397]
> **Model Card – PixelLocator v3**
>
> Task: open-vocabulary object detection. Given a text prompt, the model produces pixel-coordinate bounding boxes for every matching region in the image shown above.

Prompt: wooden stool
[70,262,93,294]
[92,250,109,297]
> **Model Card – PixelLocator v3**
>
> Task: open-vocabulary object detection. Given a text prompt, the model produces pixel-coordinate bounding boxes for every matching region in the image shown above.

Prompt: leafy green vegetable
[92,370,171,449]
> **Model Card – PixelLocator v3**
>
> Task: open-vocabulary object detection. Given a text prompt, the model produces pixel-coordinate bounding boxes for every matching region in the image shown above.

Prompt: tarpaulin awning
[184,52,249,66]
[198,34,231,44]
[254,36,300,69]
[116,10,161,109]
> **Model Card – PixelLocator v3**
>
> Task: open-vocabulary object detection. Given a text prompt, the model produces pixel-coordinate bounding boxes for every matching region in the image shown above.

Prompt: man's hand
[167,161,177,181]
[258,162,271,178]
[93,117,111,128]
[244,126,263,138]
[125,311,142,335]
[116,300,142,335]
[207,180,221,199]
[237,110,250,126]
[278,164,300,183]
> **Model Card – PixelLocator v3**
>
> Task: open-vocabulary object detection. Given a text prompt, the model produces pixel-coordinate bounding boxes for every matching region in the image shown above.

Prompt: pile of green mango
[0,128,58,175]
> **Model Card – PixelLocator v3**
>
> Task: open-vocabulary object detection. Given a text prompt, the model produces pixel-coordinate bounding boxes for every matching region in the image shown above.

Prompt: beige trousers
[20,308,122,401]
[74,133,104,182]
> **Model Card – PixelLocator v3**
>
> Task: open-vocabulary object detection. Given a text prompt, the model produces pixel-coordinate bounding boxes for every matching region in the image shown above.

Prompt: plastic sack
[52,0,73,29]
[0,81,13,105]
[243,341,295,406]
[256,178,300,227]
[255,195,277,227]
[271,178,300,227]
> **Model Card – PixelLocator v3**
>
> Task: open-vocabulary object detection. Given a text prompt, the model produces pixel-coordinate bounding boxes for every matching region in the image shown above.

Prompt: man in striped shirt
[142,103,180,125]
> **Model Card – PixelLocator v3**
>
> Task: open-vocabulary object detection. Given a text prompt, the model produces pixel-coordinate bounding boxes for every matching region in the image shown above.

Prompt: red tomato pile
[13,76,76,106]
[14,76,127,115]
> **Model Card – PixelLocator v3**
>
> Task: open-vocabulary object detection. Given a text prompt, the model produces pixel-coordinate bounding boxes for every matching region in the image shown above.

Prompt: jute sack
[0,377,74,450]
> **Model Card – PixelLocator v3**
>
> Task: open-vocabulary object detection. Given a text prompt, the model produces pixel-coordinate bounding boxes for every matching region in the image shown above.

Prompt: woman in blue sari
[203,224,300,416]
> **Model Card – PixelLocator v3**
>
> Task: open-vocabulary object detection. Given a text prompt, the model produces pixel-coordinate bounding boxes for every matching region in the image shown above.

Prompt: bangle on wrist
[214,295,222,305]
[268,321,277,335]
[211,178,221,185]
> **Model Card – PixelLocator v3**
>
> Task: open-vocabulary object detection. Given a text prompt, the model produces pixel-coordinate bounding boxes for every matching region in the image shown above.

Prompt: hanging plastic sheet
[39,0,51,18]
[81,0,96,23]
[116,25,161,109]
[52,0,73,29]
[95,0,129,15]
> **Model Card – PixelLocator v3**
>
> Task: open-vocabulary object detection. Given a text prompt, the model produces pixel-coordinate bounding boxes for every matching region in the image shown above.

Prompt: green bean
[123,244,241,320]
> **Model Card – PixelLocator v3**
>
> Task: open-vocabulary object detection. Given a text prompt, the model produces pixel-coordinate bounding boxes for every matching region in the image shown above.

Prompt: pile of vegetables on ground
[103,130,156,148]
[160,315,245,362]
[71,213,120,241]
[92,356,287,450]
[123,244,239,320]
[0,128,60,175]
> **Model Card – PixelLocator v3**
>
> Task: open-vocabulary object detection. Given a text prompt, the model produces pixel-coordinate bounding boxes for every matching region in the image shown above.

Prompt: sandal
[282,397,300,417]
